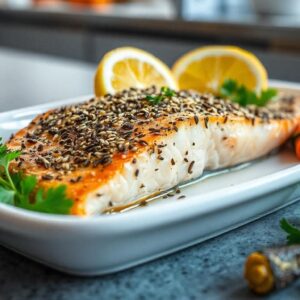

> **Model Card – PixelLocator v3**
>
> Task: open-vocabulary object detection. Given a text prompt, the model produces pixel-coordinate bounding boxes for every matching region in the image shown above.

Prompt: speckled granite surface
[1,203,300,300]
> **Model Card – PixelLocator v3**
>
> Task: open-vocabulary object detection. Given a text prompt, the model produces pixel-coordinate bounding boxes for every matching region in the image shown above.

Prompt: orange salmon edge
[71,202,86,216]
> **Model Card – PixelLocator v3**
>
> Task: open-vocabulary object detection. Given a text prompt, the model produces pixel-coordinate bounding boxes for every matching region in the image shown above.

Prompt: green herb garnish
[280,218,300,245]
[220,79,277,107]
[146,86,176,105]
[0,137,73,214]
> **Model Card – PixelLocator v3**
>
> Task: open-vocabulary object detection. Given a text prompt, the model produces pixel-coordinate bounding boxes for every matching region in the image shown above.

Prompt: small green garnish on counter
[146,86,176,105]
[280,218,300,245]
[220,79,277,107]
[0,137,73,214]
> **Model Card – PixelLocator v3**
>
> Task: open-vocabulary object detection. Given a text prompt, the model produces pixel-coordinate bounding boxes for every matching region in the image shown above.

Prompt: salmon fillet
[6,87,299,215]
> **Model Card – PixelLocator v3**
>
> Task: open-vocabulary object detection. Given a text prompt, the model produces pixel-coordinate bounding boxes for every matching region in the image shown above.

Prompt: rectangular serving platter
[0,80,300,276]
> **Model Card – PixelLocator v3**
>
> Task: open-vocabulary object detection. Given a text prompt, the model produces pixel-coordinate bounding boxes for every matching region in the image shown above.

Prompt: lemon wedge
[95,47,178,96]
[172,46,268,94]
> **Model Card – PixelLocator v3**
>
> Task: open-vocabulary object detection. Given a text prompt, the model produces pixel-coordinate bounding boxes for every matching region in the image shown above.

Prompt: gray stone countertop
[1,202,300,300]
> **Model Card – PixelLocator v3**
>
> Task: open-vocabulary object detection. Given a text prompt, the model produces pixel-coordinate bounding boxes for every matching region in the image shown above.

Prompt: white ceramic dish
[0,80,300,276]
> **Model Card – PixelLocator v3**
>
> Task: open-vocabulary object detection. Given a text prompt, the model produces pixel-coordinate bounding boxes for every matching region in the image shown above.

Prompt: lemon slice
[95,47,178,96]
[172,46,268,94]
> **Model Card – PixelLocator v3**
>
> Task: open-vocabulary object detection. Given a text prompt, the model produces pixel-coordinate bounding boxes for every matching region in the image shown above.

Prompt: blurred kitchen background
[0,0,300,111]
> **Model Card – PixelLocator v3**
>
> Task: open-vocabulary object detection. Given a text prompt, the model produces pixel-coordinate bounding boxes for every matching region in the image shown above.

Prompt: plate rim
[0,79,299,225]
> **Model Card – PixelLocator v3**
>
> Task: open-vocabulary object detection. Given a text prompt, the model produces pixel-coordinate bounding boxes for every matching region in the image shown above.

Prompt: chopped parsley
[146,86,176,105]
[220,79,277,107]
[280,218,300,245]
[0,137,72,214]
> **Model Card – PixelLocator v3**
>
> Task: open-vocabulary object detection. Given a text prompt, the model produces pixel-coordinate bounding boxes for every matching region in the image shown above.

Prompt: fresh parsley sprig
[146,86,176,105]
[280,218,300,245]
[0,137,73,214]
[220,79,277,107]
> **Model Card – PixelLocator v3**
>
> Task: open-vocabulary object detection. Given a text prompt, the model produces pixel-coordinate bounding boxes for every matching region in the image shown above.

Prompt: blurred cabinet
[0,10,299,81]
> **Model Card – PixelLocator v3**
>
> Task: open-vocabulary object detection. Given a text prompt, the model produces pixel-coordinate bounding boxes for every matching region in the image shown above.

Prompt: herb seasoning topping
[12,86,295,177]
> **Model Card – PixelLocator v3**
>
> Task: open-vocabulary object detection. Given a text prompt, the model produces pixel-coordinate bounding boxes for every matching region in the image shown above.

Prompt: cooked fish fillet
[7,88,300,215]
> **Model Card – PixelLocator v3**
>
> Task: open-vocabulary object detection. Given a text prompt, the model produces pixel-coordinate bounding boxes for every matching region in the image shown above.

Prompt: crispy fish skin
[6,89,299,215]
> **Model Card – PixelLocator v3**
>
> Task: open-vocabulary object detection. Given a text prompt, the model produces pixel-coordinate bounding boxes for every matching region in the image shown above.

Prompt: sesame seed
[204,117,209,128]
[42,174,53,180]
[139,140,148,146]
[188,161,195,174]
[194,115,199,124]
